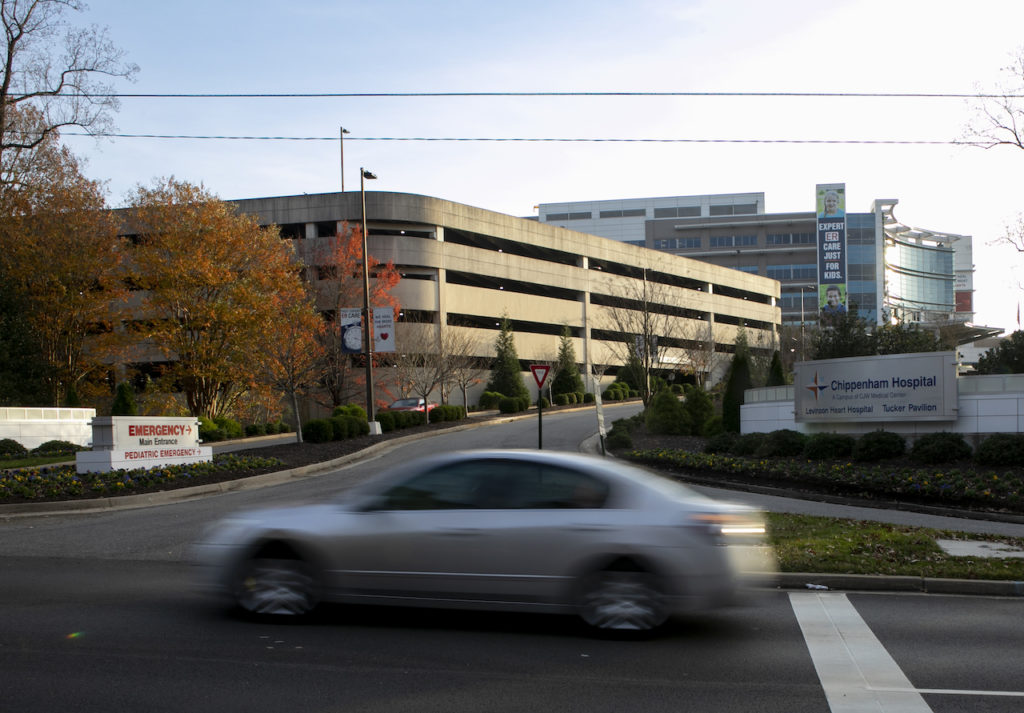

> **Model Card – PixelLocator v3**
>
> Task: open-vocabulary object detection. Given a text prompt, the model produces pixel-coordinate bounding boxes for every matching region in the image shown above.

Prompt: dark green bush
[30,439,82,455]
[583,392,595,403]
[682,388,714,437]
[605,428,632,450]
[704,432,738,454]
[733,432,768,457]
[499,397,522,414]
[554,393,570,406]
[910,432,971,465]
[755,429,808,458]
[975,433,1024,467]
[853,430,906,462]
[263,421,279,435]
[244,423,267,437]
[332,404,368,421]
[0,438,28,458]
[645,389,689,435]
[430,405,465,423]
[213,416,243,440]
[377,411,396,432]
[303,418,335,443]
[803,433,856,460]
[670,383,684,394]
[330,415,352,440]
[198,416,225,442]
[395,411,426,428]
[537,397,550,408]
[479,391,503,410]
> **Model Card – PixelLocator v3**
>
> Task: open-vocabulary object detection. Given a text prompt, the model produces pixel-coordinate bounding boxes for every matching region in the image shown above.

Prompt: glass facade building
[538,192,975,331]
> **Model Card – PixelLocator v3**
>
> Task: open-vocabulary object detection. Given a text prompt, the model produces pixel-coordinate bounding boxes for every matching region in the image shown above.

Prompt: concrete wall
[741,375,1024,445]
[0,408,97,450]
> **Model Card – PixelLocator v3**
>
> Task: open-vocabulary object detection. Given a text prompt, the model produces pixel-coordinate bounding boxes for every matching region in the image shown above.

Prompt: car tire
[233,557,319,617]
[577,569,668,632]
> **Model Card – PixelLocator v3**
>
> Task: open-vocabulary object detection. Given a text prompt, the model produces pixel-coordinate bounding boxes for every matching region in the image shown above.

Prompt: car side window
[377,465,482,510]
[488,462,610,509]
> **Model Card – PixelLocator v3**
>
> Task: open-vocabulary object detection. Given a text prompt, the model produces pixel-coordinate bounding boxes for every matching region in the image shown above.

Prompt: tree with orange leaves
[0,110,127,406]
[125,178,308,419]
[301,222,400,411]
[258,282,325,442]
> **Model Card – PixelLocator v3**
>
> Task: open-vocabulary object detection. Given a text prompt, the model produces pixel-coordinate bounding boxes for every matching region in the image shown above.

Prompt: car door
[323,461,510,601]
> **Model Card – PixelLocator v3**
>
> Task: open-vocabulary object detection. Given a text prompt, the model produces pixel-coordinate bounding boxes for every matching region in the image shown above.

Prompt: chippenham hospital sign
[794,352,958,423]
[76,416,212,474]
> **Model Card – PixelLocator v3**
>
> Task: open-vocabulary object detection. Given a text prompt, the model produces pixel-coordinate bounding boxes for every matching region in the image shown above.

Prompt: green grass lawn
[0,454,75,469]
[768,512,1024,580]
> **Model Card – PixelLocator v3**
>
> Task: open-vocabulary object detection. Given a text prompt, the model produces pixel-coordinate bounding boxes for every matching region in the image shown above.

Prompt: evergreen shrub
[910,432,971,465]
[975,433,1024,467]
[852,430,906,462]
[803,433,856,460]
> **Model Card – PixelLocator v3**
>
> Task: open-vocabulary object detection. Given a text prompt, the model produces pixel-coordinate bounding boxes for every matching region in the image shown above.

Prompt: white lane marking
[872,687,1024,698]
[790,592,932,712]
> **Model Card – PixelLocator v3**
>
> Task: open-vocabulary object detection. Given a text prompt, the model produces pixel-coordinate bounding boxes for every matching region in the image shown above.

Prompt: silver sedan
[193,450,775,632]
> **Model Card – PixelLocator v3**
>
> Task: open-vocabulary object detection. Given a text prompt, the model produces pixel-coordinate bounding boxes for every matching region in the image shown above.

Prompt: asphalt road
[2,404,1024,712]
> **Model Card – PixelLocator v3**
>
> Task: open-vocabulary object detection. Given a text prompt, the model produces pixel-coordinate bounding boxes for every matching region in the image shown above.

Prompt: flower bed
[625,448,1024,514]
[0,454,284,502]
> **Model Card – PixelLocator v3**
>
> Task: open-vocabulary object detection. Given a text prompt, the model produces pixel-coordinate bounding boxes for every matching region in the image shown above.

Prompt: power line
[61,90,1023,99]
[64,132,968,145]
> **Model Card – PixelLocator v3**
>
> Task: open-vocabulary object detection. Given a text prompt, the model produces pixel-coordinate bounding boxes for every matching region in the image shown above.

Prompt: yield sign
[530,364,550,388]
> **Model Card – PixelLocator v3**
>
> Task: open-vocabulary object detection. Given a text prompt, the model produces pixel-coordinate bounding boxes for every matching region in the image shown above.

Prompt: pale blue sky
[61,0,1024,332]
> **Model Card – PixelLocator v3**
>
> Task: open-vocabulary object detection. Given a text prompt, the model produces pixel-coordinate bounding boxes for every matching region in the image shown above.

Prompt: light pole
[339,127,350,191]
[360,168,380,434]
[799,283,815,361]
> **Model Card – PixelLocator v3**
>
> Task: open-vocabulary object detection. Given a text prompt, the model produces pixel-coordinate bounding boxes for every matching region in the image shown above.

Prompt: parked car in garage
[384,397,437,413]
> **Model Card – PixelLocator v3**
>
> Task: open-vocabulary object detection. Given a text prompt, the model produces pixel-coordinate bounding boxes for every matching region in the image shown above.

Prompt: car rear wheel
[234,557,318,616]
[577,569,668,631]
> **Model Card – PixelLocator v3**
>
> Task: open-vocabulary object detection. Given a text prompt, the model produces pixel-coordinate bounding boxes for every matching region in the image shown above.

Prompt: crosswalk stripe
[790,592,932,712]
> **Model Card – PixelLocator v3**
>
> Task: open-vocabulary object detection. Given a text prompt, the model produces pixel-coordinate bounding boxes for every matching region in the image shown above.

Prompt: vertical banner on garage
[372,308,395,353]
[816,183,848,323]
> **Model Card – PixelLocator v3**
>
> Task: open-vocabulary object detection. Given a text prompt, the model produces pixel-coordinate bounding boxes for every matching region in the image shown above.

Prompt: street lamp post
[799,283,815,361]
[360,168,381,434]
[339,127,350,191]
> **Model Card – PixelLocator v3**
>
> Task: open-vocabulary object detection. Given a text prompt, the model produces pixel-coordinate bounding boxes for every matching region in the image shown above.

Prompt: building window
[709,203,758,216]
[599,208,646,218]
[766,232,815,246]
[653,206,701,219]
[709,234,757,248]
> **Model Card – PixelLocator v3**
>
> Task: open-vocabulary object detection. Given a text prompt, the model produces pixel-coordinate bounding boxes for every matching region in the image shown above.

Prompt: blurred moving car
[384,397,437,413]
[193,450,775,632]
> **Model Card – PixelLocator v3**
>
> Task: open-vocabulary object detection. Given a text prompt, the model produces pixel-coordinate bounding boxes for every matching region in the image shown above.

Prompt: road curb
[775,572,1024,597]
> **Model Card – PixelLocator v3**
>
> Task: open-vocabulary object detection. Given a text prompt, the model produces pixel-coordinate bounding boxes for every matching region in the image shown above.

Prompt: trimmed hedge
[803,433,856,461]
[853,430,906,462]
[910,432,971,465]
[0,438,28,458]
[976,433,1024,467]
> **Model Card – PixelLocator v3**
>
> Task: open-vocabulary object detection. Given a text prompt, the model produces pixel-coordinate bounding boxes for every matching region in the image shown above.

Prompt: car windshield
[391,399,421,408]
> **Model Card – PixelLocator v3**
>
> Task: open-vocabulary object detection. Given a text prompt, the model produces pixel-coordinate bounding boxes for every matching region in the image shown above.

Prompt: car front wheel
[577,570,668,632]
[234,557,318,616]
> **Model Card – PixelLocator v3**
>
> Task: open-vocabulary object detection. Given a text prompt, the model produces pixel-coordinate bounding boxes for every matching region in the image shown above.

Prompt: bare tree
[597,271,677,405]
[678,318,721,389]
[0,0,138,167]
[391,319,445,410]
[441,328,490,411]
[964,48,1024,251]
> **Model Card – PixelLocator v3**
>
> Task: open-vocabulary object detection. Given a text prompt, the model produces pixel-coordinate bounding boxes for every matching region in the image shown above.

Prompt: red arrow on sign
[530,364,550,388]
